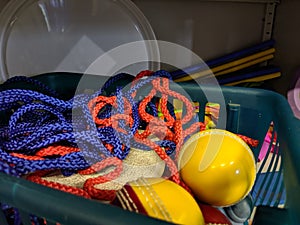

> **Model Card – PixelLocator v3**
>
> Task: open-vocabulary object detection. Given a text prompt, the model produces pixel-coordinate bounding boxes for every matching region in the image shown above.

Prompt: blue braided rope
[9,103,67,132]
[2,152,90,175]
[0,204,21,225]
[0,98,33,111]
[0,89,72,109]
[152,70,173,80]
[95,73,133,97]
[112,87,130,160]
[3,76,59,97]
[3,123,73,152]
[0,203,19,225]
[0,161,20,177]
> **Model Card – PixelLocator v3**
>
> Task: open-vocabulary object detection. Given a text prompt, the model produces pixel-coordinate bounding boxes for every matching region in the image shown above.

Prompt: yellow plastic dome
[114,177,205,225]
[178,129,256,207]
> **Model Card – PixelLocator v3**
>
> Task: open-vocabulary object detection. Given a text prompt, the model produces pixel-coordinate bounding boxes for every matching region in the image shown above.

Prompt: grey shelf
[190,0,280,41]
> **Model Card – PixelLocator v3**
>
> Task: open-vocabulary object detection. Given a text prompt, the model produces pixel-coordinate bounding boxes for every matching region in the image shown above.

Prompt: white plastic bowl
[0,0,158,81]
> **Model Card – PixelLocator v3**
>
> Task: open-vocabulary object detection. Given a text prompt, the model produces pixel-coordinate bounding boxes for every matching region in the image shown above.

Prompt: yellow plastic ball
[178,129,256,207]
[114,177,205,225]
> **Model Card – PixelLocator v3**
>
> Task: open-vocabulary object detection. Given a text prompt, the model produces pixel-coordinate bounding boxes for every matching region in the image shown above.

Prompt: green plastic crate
[0,73,299,225]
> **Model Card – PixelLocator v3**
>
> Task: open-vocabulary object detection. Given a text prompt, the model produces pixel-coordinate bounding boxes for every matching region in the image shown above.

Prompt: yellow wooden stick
[175,48,275,82]
[215,54,274,76]
[224,72,281,86]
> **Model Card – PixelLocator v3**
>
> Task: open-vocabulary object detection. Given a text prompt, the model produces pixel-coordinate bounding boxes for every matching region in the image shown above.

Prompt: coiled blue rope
[0,71,178,177]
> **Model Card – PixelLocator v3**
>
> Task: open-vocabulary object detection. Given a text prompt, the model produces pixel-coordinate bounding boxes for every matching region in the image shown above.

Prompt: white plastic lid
[0,0,158,81]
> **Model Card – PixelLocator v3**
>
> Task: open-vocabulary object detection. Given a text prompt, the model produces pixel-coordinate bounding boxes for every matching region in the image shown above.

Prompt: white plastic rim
[0,0,159,82]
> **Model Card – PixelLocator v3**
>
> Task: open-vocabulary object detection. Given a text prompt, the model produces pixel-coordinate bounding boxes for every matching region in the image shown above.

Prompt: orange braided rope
[26,171,92,199]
